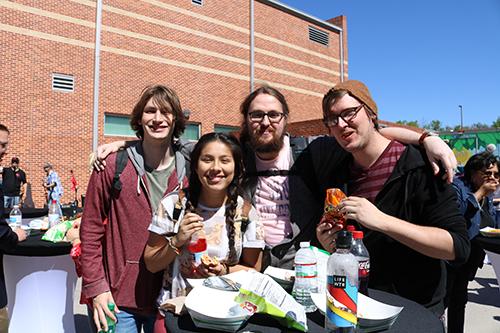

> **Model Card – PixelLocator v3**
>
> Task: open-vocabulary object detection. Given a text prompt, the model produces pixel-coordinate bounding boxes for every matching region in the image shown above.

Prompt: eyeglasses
[482,170,500,179]
[248,111,285,123]
[323,104,365,127]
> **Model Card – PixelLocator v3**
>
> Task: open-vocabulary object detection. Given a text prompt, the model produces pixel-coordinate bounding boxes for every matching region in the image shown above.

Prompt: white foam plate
[185,286,251,332]
[480,227,500,238]
[311,292,403,330]
[29,219,44,230]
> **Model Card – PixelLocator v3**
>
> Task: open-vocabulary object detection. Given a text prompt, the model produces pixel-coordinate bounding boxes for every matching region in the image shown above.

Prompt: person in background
[1,157,27,209]
[144,133,264,332]
[80,85,188,333]
[314,80,470,316]
[447,152,499,333]
[43,162,63,210]
[0,124,27,332]
[94,85,457,273]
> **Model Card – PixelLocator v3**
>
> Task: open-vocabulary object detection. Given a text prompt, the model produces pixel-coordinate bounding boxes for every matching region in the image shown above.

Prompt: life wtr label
[326,275,358,328]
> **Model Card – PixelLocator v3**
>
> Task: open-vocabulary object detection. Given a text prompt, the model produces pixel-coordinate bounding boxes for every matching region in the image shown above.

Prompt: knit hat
[331,80,378,114]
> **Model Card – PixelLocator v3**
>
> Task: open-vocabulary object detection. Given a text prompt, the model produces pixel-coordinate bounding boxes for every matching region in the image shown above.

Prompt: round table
[476,235,500,255]
[476,235,500,292]
[163,289,443,333]
[3,229,77,333]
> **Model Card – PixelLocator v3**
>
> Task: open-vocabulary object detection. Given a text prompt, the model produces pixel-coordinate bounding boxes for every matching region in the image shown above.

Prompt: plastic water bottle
[292,241,318,313]
[98,303,116,333]
[326,231,358,333]
[187,229,207,265]
[351,230,370,295]
[9,205,22,229]
[48,199,61,228]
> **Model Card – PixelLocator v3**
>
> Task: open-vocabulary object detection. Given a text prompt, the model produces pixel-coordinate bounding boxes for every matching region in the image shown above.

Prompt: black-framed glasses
[323,104,365,127]
[482,170,500,179]
[248,111,285,123]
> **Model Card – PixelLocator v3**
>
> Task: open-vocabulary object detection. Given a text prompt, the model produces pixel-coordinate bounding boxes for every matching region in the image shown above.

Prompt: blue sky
[280,0,500,128]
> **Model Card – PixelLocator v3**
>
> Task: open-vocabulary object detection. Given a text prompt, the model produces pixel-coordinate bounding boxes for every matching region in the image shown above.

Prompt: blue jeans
[4,196,20,208]
[115,308,155,333]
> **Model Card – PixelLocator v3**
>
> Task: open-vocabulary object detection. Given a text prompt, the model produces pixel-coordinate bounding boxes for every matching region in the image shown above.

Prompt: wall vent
[52,73,74,92]
[191,0,203,6]
[308,26,329,46]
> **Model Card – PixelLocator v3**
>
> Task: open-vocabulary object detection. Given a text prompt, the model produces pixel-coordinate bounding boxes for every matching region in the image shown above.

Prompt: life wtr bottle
[292,241,318,312]
[326,231,358,333]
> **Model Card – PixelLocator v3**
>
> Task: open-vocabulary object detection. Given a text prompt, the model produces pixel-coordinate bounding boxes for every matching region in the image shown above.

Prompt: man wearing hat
[314,80,470,316]
[43,162,63,208]
[2,156,27,209]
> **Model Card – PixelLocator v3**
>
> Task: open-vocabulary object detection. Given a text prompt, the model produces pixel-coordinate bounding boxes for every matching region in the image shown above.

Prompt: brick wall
[0,0,348,207]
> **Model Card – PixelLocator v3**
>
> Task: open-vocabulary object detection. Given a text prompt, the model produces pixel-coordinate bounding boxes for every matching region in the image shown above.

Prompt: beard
[249,129,285,154]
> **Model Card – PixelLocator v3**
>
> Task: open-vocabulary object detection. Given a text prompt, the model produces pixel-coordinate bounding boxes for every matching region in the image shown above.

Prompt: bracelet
[221,262,230,275]
[168,237,181,255]
[418,130,438,146]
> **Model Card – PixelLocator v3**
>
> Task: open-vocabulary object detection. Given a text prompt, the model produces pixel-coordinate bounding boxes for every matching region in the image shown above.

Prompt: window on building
[182,123,200,141]
[104,114,136,137]
[52,73,74,92]
[214,124,240,135]
[308,26,329,46]
[191,0,203,6]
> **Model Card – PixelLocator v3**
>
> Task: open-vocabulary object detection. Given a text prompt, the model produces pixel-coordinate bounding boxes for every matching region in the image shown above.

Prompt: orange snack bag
[321,188,347,227]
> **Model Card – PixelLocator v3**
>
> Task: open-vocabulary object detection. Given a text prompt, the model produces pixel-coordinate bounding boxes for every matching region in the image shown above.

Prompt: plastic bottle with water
[9,205,22,229]
[326,231,358,333]
[351,230,370,296]
[292,241,318,313]
[48,199,61,228]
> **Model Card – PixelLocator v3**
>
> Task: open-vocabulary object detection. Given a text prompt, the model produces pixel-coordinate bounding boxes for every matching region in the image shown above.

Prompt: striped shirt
[348,140,406,203]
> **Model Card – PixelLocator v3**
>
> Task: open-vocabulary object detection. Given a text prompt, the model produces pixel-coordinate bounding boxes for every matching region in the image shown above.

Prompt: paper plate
[480,227,500,238]
[185,286,251,332]
[311,292,403,332]
[29,219,44,230]
[263,266,295,291]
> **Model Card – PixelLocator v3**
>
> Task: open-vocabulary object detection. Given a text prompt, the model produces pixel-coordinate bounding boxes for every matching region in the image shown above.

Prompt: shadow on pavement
[468,277,500,308]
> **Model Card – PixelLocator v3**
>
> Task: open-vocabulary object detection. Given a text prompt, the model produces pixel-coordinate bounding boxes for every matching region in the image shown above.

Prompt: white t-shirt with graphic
[149,192,265,311]
[254,135,292,247]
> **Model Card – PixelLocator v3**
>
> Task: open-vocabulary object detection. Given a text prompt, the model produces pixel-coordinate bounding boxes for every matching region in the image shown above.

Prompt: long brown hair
[185,132,245,265]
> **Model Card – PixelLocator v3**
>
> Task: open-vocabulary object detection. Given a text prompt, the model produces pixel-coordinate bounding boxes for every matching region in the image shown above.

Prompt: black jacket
[303,136,470,313]
[0,186,21,307]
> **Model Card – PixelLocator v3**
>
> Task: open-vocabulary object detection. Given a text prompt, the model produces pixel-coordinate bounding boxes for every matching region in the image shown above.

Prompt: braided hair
[186,132,245,265]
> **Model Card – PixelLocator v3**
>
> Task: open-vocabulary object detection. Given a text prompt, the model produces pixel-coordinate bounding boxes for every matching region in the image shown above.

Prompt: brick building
[0,0,347,207]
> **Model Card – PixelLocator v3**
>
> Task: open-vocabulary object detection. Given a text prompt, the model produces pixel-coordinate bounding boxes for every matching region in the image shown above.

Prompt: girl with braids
[144,132,265,320]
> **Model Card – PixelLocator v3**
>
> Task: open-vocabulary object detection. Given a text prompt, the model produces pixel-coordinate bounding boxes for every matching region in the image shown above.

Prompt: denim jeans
[4,196,20,209]
[115,308,155,333]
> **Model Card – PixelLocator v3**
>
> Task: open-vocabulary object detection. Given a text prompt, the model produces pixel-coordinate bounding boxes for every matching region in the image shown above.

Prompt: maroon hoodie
[80,145,186,314]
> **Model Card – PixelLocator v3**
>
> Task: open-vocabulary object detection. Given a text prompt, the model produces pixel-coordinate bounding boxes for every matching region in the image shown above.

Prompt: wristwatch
[418,130,439,146]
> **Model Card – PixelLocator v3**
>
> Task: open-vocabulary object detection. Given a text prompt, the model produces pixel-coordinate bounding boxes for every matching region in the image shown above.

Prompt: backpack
[111,138,192,192]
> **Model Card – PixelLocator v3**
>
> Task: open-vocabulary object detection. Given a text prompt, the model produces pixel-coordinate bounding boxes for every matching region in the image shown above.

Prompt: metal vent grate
[191,0,203,6]
[308,26,329,46]
[52,73,74,92]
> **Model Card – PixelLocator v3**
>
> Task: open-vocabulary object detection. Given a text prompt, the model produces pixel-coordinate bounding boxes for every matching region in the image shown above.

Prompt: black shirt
[2,167,26,196]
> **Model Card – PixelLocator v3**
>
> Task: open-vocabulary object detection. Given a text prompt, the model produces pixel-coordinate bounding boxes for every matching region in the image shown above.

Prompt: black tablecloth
[3,230,72,257]
[2,207,47,219]
[476,235,500,254]
[164,289,443,333]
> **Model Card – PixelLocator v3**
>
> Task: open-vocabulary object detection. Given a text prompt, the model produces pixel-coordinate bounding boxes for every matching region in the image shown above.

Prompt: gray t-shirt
[145,160,175,213]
